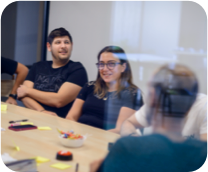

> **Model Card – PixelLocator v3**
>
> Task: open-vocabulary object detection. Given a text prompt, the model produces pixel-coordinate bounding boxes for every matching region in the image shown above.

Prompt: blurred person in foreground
[90,63,207,172]
[1,56,28,105]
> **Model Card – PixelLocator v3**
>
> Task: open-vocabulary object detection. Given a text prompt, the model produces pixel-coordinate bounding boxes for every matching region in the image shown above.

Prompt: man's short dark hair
[47,27,73,44]
[150,63,198,117]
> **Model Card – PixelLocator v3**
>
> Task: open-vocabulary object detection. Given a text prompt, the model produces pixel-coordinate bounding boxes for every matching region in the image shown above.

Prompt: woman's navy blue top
[77,81,143,130]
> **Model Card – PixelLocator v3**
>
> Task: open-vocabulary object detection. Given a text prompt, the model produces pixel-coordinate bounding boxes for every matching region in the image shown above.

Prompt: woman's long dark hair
[94,45,138,98]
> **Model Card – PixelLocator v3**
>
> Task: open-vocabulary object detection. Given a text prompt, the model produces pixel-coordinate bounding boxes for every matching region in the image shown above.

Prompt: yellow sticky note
[1,104,7,111]
[38,127,52,130]
[34,156,50,163]
[20,122,33,125]
[51,163,71,170]
[15,146,20,151]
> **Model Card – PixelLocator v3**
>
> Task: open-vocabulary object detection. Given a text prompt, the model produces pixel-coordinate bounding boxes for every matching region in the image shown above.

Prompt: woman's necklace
[103,96,108,101]
[103,92,110,101]
[95,90,116,101]
[103,91,116,101]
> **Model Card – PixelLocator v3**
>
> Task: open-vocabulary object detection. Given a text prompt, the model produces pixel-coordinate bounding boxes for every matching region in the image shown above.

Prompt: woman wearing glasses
[66,46,143,133]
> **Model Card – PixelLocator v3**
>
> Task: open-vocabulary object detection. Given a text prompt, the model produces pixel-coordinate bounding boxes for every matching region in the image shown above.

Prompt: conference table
[1,102,120,172]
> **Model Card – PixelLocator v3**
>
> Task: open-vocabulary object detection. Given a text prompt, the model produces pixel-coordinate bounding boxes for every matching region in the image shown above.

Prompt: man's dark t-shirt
[26,60,88,118]
[98,134,207,172]
[1,56,18,75]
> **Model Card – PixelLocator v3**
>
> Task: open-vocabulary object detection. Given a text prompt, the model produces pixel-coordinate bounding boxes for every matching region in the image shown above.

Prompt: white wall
[47,1,207,96]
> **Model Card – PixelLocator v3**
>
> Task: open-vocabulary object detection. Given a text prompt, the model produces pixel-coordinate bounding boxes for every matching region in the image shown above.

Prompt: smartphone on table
[8,125,37,131]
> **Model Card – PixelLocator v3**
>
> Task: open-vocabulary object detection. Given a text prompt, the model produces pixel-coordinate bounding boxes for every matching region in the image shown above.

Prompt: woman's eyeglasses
[96,62,121,70]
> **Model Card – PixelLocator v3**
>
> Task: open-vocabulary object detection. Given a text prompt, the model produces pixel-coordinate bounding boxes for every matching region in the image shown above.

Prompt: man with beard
[17,27,88,118]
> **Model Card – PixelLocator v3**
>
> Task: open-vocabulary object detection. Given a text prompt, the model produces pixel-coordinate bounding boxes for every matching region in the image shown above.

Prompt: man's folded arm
[18,81,82,108]
[21,97,45,111]
[18,80,45,111]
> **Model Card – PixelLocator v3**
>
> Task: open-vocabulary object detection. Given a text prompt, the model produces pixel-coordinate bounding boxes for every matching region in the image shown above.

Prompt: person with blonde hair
[66,46,143,133]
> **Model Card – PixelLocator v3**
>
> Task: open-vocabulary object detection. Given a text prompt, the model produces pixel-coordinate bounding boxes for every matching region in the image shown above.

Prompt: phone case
[8,125,37,131]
